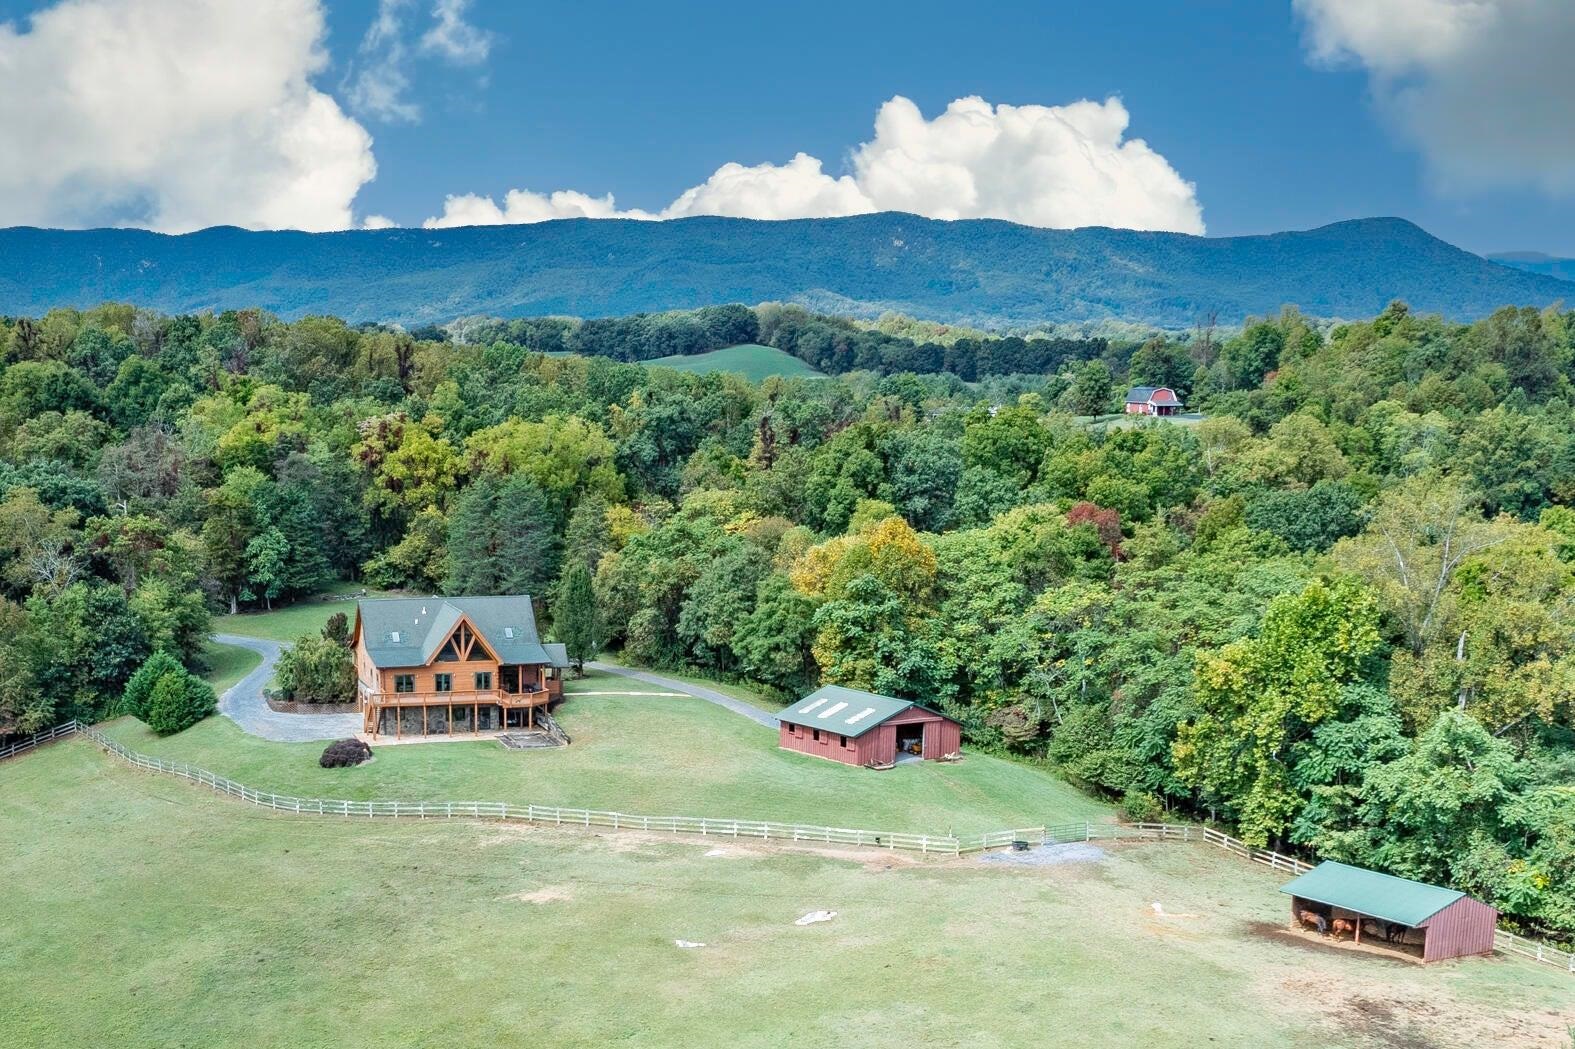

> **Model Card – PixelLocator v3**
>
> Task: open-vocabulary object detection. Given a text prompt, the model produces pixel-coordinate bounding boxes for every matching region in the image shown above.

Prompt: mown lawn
[2,741,1568,1049]
[216,582,386,642]
[198,640,263,694]
[99,685,1107,834]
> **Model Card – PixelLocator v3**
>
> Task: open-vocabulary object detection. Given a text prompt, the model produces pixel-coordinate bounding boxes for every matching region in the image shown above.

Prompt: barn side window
[812,729,820,742]
[840,735,848,747]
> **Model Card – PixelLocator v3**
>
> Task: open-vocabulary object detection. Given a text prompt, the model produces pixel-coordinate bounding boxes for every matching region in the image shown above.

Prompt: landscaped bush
[144,670,216,735]
[320,738,373,768]
[120,651,183,721]
[276,633,355,704]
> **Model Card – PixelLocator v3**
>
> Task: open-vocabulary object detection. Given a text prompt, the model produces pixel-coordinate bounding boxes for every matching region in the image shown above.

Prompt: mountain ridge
[0,213,1568,328]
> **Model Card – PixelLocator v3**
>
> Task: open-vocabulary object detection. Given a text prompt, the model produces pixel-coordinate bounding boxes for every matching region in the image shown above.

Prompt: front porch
[364,687,557,739]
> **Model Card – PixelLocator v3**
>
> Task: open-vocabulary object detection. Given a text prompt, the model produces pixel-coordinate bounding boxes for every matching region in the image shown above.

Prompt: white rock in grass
[794,910,837,926]
[674,939,706,949]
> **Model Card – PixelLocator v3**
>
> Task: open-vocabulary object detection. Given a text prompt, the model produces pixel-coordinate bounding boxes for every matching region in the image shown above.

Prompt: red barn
[777,685,961,768]
[1281,861,1498,962]
[1124,386,1182,416]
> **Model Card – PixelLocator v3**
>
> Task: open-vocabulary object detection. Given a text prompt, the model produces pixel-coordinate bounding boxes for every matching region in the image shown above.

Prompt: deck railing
[4,719,1570,975]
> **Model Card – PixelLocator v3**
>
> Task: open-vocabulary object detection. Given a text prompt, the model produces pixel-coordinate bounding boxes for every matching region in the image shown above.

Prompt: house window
[434,673,452,693]
[474,671,492,691]
[394,674,415,693]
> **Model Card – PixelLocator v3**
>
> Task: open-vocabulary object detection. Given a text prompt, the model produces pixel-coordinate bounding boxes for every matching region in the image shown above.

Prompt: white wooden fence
[4,719,1570,974]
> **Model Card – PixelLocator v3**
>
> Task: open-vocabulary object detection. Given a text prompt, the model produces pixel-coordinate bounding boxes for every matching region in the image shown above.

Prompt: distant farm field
[647,343,825,380]
[3,740,1569,1049]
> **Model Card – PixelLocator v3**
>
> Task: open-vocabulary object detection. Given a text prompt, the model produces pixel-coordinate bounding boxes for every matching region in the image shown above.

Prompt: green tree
[1176,578,1382,845]
[552,562,600,673]
[145,669,216,735]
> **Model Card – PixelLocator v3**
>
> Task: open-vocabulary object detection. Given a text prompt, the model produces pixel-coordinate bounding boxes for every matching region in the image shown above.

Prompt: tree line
[1,298,1573,940]
[453,303,1109,380]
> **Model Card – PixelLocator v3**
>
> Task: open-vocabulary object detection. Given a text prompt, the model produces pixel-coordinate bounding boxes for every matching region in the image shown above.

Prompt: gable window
[394,674,415,694]
[474,671,492,691]
[434,673,452,693]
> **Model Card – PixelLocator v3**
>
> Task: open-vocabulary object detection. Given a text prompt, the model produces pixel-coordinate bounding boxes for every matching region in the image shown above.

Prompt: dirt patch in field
[1262,966,1575,1049]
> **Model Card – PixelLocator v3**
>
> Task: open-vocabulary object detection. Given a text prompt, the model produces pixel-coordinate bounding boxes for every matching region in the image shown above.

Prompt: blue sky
[1,0,1573,253]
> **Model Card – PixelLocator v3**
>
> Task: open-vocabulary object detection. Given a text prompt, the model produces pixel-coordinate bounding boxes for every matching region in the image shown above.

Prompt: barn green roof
[776,684,954,738]
[1280,861,1465,927]
[355,595,563,669]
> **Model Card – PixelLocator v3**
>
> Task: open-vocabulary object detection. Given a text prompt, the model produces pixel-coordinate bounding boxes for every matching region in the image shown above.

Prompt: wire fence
[4,719,1570,974]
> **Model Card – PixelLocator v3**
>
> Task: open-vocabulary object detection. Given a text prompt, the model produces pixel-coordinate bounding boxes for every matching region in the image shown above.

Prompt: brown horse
[1331,918,1357,940]
[1297,910,1328,935]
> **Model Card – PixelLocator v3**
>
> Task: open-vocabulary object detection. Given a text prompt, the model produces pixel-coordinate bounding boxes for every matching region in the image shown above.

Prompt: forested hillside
[2,298,1574,943]
[2,214,1570,327]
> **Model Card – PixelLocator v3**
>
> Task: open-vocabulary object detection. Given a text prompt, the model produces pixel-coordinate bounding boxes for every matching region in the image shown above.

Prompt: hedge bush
[144,670,216,735]
[121,651,183,721]
[320,738,373,768]
[276,633,355,704]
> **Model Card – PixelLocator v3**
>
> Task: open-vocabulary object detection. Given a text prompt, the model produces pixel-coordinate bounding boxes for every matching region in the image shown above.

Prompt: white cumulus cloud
[0,0,376,233]
[422,94,1205,233]
[1296,0,1575,194]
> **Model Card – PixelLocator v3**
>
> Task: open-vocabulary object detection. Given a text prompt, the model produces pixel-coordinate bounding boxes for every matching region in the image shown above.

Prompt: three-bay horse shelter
[777,684,961,767]
[1281,861,1497,962]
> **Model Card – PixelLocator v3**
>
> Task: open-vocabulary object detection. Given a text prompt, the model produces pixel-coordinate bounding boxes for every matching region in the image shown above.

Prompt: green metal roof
[355,595,554,669]
[1280,861,1464,926]
[777,685,918,738]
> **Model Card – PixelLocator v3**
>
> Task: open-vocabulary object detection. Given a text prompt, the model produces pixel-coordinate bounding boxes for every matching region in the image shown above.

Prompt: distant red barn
[777,685,961,768]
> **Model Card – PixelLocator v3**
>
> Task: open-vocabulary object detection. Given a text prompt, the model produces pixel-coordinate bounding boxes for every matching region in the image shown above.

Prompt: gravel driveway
[212,633,363,743]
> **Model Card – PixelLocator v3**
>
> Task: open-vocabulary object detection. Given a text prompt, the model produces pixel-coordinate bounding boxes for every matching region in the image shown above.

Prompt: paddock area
[3,742,1570,1049]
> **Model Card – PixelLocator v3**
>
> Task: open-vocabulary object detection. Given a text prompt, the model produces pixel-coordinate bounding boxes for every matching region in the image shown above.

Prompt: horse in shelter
[1297,910,1328,935]
[1330,918,1357,940]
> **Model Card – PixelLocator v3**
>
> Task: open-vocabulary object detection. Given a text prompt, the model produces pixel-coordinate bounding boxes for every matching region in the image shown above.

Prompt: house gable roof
[776,684,954,738]
[1279,861,1466,926]
[356,595,554,669]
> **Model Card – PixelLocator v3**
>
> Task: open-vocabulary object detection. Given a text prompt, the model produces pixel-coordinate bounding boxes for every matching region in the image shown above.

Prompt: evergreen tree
[552,562,599,673]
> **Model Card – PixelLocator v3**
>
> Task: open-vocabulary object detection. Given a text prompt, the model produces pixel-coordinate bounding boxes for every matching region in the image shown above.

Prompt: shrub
[320,738,373,768]
[1121,789,1163,824]
[121,651,183,721]
[144,670,216,735]
[276,633,355,704]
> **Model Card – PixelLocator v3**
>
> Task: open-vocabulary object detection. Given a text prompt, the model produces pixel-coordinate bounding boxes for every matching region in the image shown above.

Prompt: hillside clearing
[646,343,825,381]
[1,741,1569,1049]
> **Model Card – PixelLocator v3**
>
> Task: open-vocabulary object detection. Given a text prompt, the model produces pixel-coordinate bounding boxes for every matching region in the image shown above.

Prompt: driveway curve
[212,633,362,742]
[585,662,779,729]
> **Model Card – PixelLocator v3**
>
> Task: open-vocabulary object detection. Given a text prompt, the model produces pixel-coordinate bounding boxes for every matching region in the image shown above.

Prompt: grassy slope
[100,684,1106,833]
[646,344,825,381]
[199,640,262,694]
[591,655,789,713]
[216,582,382,642]
[3,742,1569,1049]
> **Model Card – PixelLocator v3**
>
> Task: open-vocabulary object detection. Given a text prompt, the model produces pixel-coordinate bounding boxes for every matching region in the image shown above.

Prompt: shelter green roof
[355,595,553,668]
[776,685,927,738]
[1280,861,1465,926]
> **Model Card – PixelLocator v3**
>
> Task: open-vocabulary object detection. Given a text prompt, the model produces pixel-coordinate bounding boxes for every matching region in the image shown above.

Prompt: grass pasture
[97,681,1107,834]
[2,740,1570,1049]
[647,343,825,381]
